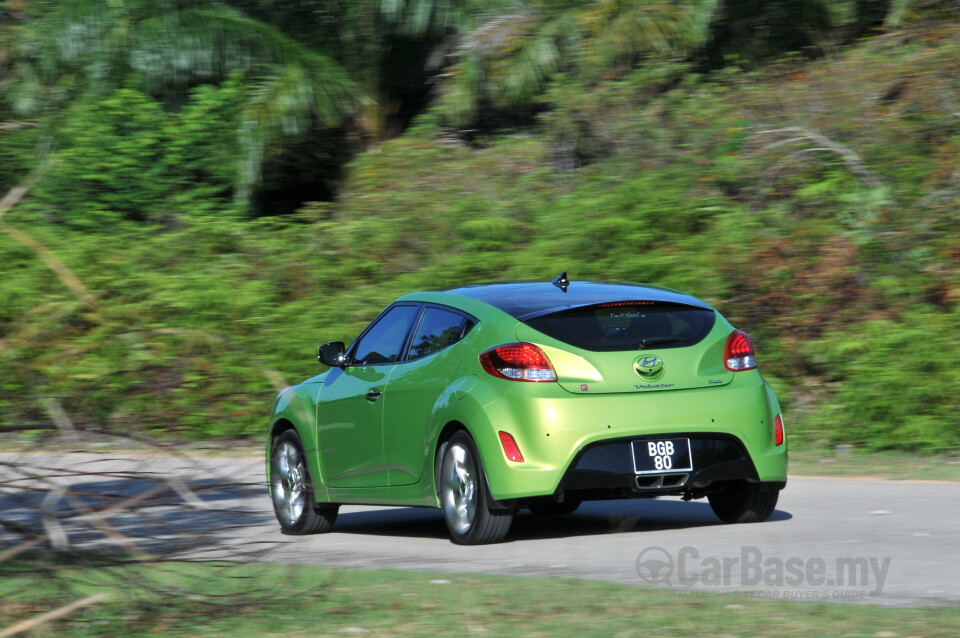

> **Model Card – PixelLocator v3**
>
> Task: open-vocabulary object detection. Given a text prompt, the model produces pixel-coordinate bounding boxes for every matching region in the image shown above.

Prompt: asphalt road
[2,452,958,607]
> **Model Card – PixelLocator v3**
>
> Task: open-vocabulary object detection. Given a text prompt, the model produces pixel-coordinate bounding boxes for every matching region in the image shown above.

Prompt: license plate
[632,438,692,474]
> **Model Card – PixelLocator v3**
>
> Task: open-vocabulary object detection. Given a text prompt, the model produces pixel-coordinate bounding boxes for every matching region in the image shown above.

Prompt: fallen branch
[0,186,29,220]
[0,224,95,305]
[754,126,882,188]
[0,121,39,133]
[0,593,110,638]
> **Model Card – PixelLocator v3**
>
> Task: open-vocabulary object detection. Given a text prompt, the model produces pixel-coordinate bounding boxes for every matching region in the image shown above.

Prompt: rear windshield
[525,302,716,352]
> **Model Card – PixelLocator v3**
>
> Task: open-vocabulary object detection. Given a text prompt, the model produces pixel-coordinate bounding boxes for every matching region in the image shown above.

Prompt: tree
[436,0,721,130]
[3,0,361,210]
[848,0,893,41]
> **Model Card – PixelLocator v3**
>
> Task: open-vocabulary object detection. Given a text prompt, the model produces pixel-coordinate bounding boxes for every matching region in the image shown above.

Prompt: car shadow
[332,500,792,541]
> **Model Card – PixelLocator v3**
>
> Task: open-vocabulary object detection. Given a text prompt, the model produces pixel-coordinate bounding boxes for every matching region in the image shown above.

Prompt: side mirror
[317,341,347,367]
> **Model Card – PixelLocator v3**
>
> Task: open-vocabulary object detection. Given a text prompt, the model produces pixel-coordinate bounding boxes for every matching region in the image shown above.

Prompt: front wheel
[439,431,513,544]
[707,480,779,524]
[270,429,338,534]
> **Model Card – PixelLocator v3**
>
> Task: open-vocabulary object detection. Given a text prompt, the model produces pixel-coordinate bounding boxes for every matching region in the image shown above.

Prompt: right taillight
[774,414,785,446]
[724,330,757,371]
[479,343,557,382]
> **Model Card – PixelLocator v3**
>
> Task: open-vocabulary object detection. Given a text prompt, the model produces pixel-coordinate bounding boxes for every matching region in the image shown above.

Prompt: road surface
[2,452,957,607]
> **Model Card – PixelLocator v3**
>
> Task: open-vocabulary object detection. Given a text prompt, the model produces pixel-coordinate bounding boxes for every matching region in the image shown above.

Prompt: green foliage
[33,90,170,228]
[813,309,960,452]
[4,0,361,210]
[31,82,245,229]
[2,9,959,450]
[437,1,718,129]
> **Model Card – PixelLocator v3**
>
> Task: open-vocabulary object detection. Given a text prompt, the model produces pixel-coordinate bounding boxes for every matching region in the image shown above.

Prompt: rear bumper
[463,372,787,501]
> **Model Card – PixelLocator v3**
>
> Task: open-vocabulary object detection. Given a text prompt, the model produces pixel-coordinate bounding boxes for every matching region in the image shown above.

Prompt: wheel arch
[270,417,296,440]
[432,419,513,511]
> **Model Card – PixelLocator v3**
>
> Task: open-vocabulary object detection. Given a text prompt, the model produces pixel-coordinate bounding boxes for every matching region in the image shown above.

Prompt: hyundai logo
[634,355,664,377]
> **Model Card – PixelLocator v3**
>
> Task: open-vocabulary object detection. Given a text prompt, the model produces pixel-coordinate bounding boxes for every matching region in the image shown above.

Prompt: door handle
[365,390,383,402]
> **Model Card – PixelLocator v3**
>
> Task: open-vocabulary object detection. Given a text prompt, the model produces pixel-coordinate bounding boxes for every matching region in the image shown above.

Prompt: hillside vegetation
[1,2,958,452]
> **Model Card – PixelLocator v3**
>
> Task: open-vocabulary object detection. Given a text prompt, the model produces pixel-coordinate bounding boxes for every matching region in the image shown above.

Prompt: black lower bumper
[553,433,765,499]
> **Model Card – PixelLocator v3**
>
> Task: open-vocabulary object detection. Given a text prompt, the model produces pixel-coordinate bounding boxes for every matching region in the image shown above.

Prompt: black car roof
[440,280,711,320]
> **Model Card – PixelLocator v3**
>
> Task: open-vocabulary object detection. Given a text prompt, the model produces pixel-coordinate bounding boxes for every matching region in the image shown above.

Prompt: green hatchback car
[266,274,787,544]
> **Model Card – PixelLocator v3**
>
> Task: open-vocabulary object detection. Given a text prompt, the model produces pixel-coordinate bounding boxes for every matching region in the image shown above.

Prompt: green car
[266,274,787,544]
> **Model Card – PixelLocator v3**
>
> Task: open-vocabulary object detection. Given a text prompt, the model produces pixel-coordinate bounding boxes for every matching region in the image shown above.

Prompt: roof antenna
[551,271,569,292]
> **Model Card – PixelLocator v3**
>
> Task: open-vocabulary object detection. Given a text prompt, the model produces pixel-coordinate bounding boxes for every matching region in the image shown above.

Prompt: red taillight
[774,414,784,446]
[498,431,524,462]
[479,343,557,382]
[724,330,757,371]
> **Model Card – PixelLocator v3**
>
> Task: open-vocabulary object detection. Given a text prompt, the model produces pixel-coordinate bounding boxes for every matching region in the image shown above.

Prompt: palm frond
[585,0,719,73]
[237,64,364,202]
[437,1,721,129]
[438,10,577,127]
[131,7,359,102]
[380,0,466,36]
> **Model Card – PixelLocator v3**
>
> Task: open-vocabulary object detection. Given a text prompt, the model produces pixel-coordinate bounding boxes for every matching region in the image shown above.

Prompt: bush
[31,81,245,229]
[813,308,960,452]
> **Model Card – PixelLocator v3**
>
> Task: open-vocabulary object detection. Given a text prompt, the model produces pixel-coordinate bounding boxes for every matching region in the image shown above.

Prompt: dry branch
[749,126,884,211]
[0,224,95,305]
[0,120,39,133]
[0,593,110,638]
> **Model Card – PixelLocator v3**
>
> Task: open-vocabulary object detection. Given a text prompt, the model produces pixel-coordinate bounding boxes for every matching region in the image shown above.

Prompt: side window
[352,305,420,365]
[407,307,470,361]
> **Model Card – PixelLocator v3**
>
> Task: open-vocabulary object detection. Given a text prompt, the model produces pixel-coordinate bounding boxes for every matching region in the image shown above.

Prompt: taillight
[498,431,524,462]
[774,414,784,446]
[479,343,557,382]
[724,330,757,371]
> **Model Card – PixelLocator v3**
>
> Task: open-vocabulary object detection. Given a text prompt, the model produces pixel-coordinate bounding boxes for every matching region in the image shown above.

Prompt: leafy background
[1,0,957,451]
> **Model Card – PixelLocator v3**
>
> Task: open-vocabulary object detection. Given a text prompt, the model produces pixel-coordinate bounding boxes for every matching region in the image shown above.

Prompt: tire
[270,429,338,534]
[438,431,513,544]
[528,497,582,516]
[707,480,779,524]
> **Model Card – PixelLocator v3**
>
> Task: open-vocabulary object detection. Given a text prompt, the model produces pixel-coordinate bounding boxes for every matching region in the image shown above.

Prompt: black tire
[438,431,513,544]
[270,429,338,534]
[528,497,582,516]
[708,480,779,524]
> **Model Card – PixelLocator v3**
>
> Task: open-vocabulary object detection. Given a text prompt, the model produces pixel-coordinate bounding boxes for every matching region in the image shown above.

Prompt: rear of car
[435,281,786,521]
[266,278,787,545]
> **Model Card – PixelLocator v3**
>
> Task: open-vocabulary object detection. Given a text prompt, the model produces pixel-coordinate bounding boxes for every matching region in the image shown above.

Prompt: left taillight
[724,330,757,371]
[479,342,557,382]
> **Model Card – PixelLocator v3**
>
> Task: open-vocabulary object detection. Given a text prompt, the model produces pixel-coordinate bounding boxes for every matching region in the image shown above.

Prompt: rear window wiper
[639,337,689,349]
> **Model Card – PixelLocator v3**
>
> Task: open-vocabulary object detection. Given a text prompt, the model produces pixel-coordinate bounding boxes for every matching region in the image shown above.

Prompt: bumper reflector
[498,431,524,462]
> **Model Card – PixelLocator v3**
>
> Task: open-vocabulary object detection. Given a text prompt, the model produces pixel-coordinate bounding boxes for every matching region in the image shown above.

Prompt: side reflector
[498,431,524,462]
[774,414,784,446]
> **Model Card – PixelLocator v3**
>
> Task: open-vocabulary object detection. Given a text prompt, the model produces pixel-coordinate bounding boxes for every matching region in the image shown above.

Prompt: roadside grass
[787,439,960,482]
[5,430,960,482]
[1,560,959,637]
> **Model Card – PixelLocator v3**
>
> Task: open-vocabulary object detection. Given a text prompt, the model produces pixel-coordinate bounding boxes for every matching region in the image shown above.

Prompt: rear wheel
[708,480,779,524]
[270,429,338,534]
[528,497,582,516]
[439,431,513,544]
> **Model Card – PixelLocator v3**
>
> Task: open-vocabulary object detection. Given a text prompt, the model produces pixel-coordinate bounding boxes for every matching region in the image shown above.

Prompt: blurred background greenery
[0,0,957,451]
